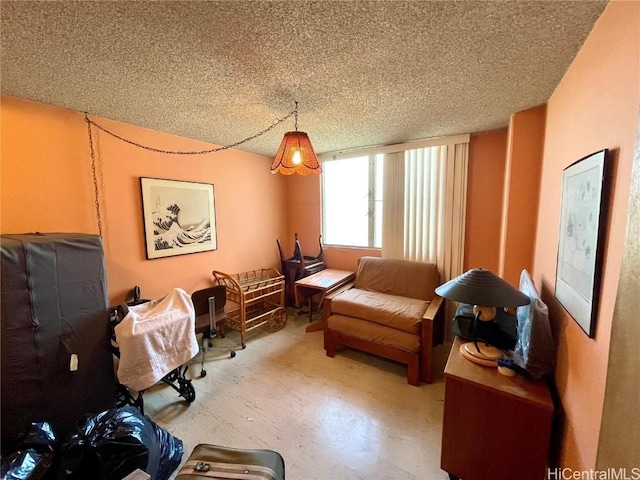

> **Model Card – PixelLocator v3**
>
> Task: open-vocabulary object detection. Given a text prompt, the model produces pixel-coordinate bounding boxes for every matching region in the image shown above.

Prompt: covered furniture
[1,233,117,448]
[111,288,200,412]
[323,256,445,385]
[114,288,199,405]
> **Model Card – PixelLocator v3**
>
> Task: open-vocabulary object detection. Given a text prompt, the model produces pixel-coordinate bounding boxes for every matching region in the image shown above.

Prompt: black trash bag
[151,423,184,480]
[1,422,56,480]
[57,406,182,480]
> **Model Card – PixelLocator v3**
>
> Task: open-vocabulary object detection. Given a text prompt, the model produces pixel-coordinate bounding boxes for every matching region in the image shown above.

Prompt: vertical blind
[381,140,468,333]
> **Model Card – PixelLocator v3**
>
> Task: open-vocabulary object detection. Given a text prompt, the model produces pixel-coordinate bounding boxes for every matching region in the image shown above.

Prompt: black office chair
[191,285,235,377]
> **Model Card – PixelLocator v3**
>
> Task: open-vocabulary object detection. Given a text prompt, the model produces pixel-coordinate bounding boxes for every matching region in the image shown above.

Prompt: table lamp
[435,268,530,365]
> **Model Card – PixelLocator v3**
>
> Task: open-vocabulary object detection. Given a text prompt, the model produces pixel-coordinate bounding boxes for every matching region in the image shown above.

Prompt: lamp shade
[435,268,530,307]
[270,131,321,175]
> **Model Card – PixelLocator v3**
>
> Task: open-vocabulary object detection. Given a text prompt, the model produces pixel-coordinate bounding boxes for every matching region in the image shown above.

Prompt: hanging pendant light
[270,102,321,175]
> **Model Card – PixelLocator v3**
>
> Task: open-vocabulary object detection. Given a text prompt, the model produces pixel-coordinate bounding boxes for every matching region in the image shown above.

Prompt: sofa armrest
[321,280,356,324]
[423,295,445,345]
[423,295,444,321]
[420,295,445,384]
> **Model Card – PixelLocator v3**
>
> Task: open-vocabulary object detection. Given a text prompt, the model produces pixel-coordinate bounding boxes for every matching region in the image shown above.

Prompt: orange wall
[464,129,508,272]
[1,96,288,304]
[533,0,639,470]
[499,105,546,285]
[282,172,321,258]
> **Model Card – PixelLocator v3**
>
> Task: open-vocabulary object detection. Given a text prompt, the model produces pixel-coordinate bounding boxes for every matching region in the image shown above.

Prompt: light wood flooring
[143,309,453,480]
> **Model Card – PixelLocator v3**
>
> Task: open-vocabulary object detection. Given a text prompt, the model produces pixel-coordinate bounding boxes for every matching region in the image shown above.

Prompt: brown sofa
[323,256,445,385]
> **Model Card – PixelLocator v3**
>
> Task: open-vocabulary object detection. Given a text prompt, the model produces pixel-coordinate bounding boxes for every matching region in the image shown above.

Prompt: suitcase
[176,444,285,480]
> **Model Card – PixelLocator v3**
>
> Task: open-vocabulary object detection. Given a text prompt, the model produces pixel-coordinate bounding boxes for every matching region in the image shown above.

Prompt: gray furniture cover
[1,233,117,448]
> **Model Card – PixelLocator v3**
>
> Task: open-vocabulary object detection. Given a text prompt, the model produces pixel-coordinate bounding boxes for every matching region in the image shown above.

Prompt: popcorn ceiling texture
[0,1,607,156]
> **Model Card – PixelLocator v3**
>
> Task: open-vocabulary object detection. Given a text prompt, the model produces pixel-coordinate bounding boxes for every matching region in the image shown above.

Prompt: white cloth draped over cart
[114,288,199,392]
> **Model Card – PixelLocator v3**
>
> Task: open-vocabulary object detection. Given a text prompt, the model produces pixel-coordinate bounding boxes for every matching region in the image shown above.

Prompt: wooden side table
[294,269,355,332]
[440,337,554,480]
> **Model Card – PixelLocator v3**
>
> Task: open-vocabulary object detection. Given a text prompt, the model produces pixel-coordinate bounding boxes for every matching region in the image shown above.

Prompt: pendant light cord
[84,106,297,155]
[86,114,103,237]
[85,103,299,236]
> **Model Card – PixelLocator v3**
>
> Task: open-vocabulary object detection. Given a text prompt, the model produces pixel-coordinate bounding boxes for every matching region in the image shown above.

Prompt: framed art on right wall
[555,149,610,338]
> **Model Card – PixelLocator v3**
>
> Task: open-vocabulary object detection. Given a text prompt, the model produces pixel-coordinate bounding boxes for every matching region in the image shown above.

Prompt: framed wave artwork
[555,149,609,338]
[140,177,217,259]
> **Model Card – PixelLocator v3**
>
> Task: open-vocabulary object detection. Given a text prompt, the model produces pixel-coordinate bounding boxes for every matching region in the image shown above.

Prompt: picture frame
[555,149,609,338]
[140,177,217,259]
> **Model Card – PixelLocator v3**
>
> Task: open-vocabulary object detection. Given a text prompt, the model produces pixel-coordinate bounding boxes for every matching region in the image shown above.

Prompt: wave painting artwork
[141,178,217,259]
[152,201,211,250]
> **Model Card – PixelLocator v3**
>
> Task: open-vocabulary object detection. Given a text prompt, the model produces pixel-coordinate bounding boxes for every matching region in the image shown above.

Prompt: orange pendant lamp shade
[270,131,321,175]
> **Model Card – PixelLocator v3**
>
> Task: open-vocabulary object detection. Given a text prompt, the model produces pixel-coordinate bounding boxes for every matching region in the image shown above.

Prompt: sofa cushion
[327,314,420,353]
[354,256,438,301]
[331,288,429,334]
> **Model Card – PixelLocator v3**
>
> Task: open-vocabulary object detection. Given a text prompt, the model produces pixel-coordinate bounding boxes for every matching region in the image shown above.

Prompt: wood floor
[143,309,453,480]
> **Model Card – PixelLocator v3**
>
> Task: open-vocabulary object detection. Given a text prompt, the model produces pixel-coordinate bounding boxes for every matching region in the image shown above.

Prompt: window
[321,134,470,257]
[321,154,383,248]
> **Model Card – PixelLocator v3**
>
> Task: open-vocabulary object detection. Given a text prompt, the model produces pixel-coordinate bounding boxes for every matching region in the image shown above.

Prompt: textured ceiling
[1,1,608,157]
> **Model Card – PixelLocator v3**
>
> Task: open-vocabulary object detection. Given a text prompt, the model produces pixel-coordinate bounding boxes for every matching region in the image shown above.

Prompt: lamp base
[460,342,501,367]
